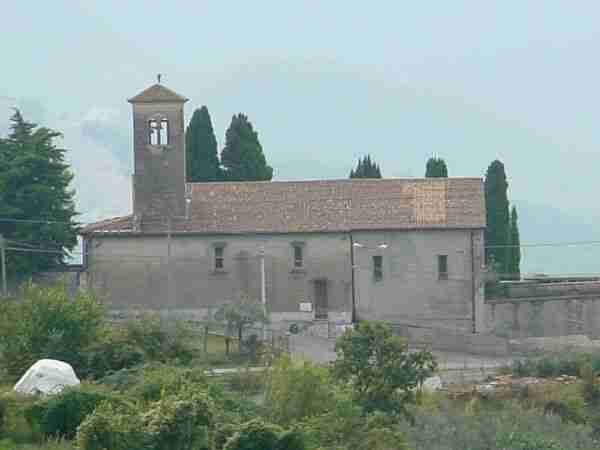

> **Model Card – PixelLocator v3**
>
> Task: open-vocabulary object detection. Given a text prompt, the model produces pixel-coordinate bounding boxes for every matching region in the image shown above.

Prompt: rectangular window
[293,245,303,268]
[438,255,448,280]
[373,255,383,282]
[214,246,224,270]
[149,120,159,145]
[159,119,169,145]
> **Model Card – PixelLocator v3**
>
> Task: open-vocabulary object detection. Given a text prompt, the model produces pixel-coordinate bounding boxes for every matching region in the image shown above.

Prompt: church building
[81,83,487,333]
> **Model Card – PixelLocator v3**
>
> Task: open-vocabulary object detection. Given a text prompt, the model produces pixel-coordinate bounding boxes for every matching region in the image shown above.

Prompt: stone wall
[484,281,600,339]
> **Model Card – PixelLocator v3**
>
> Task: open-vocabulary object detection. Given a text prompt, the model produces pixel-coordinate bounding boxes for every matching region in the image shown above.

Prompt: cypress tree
[0,110,79,278]
[508,205,521,280]
[425,157,448,177]
[185,106,221,182]
[349,155,382,178]
[484,160,510,278]
[221,114,273,181]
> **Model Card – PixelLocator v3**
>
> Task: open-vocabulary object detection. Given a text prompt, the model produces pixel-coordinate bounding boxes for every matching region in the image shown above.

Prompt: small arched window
[148,119,159,145]
[148,118,169,146]
[160,119,169,145]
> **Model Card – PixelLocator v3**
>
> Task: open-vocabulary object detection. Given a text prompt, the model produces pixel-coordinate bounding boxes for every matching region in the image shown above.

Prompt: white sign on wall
[299,302,313,312]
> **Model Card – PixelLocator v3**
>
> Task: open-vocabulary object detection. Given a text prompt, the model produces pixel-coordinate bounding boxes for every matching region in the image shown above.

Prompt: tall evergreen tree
[484,160,510,278]
[349,155,382,178]
[220,114,273,181]
[425,157,448,177]
[0,110,79,279]
[185,106,221,182]
[508,205,521,280]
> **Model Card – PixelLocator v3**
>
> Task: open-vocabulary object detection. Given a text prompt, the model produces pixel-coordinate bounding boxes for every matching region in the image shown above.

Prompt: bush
[24,384,125,439]
[76,401,147,450]
[123,311,195,364]
[496,432,568,450]
[0,396,6,438]
[223,419,282,450]
[127,365,208,403]
[264,356,334,426]
[142,392,214,450]
[82,340,145,380]
[0,282,105,380]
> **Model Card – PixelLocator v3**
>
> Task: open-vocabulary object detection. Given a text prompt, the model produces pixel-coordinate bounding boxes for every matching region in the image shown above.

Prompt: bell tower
[128,80,188,223]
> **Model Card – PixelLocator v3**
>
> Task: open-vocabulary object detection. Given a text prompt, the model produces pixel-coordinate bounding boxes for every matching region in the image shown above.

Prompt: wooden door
[314,279,328,319]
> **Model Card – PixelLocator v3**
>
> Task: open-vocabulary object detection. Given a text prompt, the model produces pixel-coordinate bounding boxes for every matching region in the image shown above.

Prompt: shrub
[223,419,282,450]
[76,401,147,450]
[127,365,208,403]
[496,432,568,450]
[142,392,214,450]
[82,340,145,380]
[275,429,305,450]
[24,384,125,439]
[0,282,105,380]
[0,396,6,437]
[124,311,195,364]
[264,356,333,426]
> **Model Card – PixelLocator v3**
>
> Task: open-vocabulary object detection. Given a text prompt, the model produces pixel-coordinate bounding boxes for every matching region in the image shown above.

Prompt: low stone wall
[484,281,600,339]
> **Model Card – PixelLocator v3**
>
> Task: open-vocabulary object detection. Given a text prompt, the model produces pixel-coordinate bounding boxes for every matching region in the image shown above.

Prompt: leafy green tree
[221,114,273,181]
[333,321,436,419]
[425,157,448,177]
[508,205,521,280]
[0,282,105,380]
[0,110,79,279]
[349,155,382,178]
[185,106,221,182]
[214,297,269,354]
[484,160,510,277]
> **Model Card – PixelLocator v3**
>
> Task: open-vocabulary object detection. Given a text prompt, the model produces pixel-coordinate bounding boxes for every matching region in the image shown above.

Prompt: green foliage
[123,311,195,364]
[76,401,147,450]
[264,356,333,426]
[398,406,596,450]
[0,110,79,279]
[0,396,6,438]
[126,365,209,403]
[221,114,273,181]
[485,160,511,277]
[580,362,600,408]
[81,340,145,380]
[223,419,282,450]
[142,392,214,450]
[0,282,105,379]
[495,432,569,450]
[425,157,448,178]
[349,155,382,178]
[24,385,124,439]
[185,106,221,182]
[510,353,600,379]
[274,429,305,450]
[333,321,437,417]
[508,205,521,280]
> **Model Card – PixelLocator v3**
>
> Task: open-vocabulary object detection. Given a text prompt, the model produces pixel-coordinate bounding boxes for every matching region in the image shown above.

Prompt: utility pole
[0,234,6,296]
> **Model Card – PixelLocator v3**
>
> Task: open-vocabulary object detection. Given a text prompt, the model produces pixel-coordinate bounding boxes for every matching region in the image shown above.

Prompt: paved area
[289,334,515,374]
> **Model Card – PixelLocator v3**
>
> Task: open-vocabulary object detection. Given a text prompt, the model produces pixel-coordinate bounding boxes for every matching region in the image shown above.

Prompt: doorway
[314,279,328,320]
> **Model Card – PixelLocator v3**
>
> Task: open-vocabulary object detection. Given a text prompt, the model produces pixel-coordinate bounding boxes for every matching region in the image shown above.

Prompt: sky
[2,1,600,274]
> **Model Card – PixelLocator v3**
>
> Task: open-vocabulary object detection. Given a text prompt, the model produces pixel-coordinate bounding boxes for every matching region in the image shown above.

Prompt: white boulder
[14,359,80,395]
[421,376,443,392]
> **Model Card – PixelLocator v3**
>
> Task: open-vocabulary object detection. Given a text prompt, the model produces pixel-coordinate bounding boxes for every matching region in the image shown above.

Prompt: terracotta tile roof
[128,84,188,103]
[81,178,485,235]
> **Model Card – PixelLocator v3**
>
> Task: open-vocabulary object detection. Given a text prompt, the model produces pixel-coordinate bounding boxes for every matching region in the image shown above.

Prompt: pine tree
[484,160,510,278]
[508,205,521,280]
[349,155,382,178]
[425,157,448,177]
[220,114,273,181]
[185,106,221,182]
[0,110,79,279]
